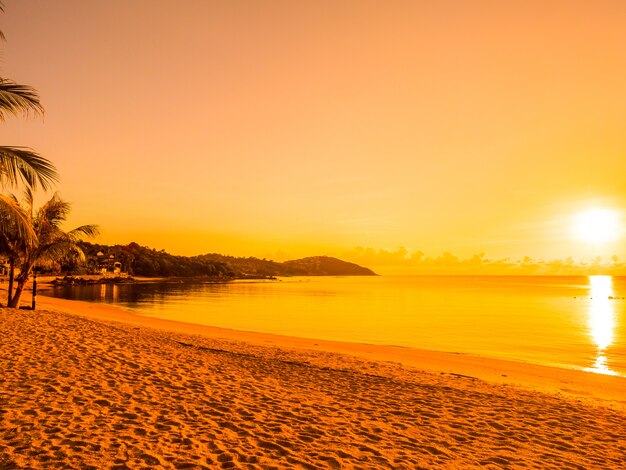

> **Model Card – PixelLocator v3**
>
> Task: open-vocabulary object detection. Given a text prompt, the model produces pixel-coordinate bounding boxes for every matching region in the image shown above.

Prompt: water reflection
[585,276,619,376]
[40,276,626,375]
[100,284,106,301]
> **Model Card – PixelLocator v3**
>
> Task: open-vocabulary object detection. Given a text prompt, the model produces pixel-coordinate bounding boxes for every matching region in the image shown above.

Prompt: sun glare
[572,208,622,244]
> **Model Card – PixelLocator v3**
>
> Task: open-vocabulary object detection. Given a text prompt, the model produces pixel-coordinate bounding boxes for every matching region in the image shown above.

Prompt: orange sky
[2,0,625,265]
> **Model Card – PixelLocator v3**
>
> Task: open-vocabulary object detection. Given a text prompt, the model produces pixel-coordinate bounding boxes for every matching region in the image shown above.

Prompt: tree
[7,192,99,307]
[0,193,28,304]
[0,4,59,248]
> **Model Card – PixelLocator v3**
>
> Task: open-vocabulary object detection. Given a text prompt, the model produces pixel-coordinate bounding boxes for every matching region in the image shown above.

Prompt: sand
[1,297,625,469]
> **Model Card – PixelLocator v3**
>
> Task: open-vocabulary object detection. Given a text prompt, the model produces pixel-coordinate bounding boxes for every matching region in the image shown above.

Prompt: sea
[41,275,626,376]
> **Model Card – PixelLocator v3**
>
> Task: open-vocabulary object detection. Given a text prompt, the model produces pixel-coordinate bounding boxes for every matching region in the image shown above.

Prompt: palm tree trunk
[9,279,25,308]
[7,260,14,306]
[9,263,31,309]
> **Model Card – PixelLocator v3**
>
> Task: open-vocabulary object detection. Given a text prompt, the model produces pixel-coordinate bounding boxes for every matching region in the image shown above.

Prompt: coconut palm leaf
[32,195,98,254]
[0,193,36,246]
[22,187,34,217]
[33,195,72,241]
[38,239,91,266]
[0,2,5,42]
[67,224,100,242]
[0,146,58,191]
[35,239,76,263]
[0,78,44,120]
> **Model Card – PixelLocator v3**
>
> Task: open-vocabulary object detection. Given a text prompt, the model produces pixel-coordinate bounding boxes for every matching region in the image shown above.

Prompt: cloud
[339,247,626,275]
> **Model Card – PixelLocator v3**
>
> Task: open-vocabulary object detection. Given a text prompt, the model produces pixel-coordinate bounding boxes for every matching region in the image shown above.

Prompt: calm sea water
[42,275,626,376]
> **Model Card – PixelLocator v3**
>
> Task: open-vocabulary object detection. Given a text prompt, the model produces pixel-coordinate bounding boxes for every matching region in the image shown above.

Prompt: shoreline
[36,294,626,408]
[2,296,626,468]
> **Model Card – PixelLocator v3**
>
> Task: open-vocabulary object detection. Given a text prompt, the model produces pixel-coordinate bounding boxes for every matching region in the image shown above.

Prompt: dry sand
[1,296,625,469]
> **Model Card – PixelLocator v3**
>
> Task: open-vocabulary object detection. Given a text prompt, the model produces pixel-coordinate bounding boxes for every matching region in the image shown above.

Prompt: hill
[283,256,376,276]
[72,242,376,278]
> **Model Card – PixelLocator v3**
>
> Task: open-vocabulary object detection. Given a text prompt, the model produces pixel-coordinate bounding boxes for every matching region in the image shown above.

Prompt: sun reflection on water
[584,275,619,376]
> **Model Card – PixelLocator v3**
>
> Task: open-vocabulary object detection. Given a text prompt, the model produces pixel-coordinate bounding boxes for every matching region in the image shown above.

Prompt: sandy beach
[1,297,625,469]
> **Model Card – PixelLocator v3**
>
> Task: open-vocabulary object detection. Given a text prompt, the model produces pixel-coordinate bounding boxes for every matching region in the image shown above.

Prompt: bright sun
[572,208,622,244]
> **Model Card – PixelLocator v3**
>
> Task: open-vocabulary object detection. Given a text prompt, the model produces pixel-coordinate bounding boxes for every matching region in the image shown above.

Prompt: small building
[97,253,123,276]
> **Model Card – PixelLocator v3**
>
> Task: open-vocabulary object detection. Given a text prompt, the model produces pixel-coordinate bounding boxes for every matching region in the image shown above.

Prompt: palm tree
[0,193,31,304]
[0,3,60,284]
[7,192,99,307]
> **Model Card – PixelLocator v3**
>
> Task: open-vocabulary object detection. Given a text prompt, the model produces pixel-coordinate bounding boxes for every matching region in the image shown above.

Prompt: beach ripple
[1,309,625,469]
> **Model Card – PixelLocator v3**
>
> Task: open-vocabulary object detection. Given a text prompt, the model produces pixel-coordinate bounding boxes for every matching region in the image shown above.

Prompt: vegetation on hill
[74,242,376,278]
[282,256,376,276]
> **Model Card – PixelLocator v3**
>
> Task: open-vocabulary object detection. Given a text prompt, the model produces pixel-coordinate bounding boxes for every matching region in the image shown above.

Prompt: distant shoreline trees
[73,242,375,278]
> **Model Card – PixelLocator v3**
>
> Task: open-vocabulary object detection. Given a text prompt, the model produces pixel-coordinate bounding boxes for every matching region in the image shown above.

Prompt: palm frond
[4,192,18,204]
[23,186,34,214]
[67,224,100,242]
[0,146,58,191]
[34,239,75,264]
[0,194,36,245]
[0,78,44,119]
[0,1,6,41]
[36,193,71,228]
[0,2,7,46]
[66,245,87,263]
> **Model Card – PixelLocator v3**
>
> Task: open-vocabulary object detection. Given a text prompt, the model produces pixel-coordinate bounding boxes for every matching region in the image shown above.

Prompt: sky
[2,0,625,267]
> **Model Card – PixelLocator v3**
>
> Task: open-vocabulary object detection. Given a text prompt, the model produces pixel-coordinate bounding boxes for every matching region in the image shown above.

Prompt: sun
[572,208,622,244]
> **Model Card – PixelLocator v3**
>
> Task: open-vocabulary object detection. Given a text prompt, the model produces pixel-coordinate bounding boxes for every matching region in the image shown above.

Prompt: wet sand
[1,296,625,469]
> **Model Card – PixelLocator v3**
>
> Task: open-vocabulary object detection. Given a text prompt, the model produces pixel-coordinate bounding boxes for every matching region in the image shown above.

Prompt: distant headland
[66,242,377,279]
